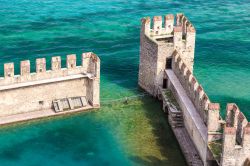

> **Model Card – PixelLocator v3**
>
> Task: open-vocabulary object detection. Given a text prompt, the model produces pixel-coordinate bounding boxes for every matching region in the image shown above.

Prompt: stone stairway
[168,107,183,128]
[166,107,203,165]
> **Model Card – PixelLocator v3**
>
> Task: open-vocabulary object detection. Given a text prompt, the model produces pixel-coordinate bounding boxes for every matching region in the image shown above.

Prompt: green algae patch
[95,96,187,166]
[208,140,222,161]
[164,89,180,109]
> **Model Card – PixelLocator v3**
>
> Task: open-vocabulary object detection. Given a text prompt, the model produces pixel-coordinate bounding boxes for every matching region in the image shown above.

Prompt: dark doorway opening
[165,106,169,114]
[166,58,172,69]
[163,78,167,89]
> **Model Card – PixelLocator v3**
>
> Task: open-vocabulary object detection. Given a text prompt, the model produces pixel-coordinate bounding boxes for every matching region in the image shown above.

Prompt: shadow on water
[121,96,187,166]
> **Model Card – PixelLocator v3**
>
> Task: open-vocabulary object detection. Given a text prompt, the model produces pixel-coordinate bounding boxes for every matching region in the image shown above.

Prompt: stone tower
[138,13,196,96]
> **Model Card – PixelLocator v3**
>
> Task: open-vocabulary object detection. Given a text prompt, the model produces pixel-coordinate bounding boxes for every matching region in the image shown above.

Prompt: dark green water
[0,0,249,165]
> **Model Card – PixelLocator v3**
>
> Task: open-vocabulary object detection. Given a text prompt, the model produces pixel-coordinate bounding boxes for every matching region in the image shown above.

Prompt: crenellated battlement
[172,50,212,124]
[141,14,174,37]
[225,103,249,144]
[176,13,195,34]
[141,13,195,39]
[0,52,99,87]
[139,13,196,97]
[139,12,250,166]
[172,50,250,165]
[221,108,250,165]
[0,51,100,118]
[140,13,196,63]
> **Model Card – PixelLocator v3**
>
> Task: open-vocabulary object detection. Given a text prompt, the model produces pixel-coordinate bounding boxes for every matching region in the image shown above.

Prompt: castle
[0,52,100,125]
[138,13,250,166]
[0,11,249,166]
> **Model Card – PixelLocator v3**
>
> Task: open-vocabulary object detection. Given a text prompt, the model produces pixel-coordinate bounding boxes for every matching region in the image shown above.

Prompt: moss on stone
[208,140,222,161]
[164,89,180,109]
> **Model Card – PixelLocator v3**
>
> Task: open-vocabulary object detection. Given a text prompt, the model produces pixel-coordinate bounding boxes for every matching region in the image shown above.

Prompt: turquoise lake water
[0,0,249,165]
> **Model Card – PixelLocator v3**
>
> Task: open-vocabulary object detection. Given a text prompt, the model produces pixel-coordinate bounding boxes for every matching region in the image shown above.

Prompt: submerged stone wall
[0,52,100,116]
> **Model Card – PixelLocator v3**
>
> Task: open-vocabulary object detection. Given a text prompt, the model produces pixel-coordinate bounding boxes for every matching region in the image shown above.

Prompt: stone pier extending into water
[0,52,100,125]
[138,13,250,166]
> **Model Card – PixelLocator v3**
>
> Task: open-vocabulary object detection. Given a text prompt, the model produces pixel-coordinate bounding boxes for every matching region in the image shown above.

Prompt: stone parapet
[172,50,250,165]
[172,50,212,124]
[0,52,100,117]
[1,52,100,86]
[139,13,196,97]
[139,11,250,166]
[221,121,250,166]
[141,13,195,42]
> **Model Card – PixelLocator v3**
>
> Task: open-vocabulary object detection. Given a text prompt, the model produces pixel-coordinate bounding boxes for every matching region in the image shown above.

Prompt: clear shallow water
[0,97,186,166]
[0,0,249,165]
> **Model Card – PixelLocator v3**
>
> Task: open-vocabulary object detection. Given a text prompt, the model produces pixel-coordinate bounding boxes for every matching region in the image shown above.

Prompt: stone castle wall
[221,104,250,166]
[138,13,195,97]
[138,29,159,95]
[171,50,250,165]
[139,13,250,166]
[0,52,100,116]
[175,13,196,71]
[168,50,210,163]
[167,77,208,163]
[172,51,217,129]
